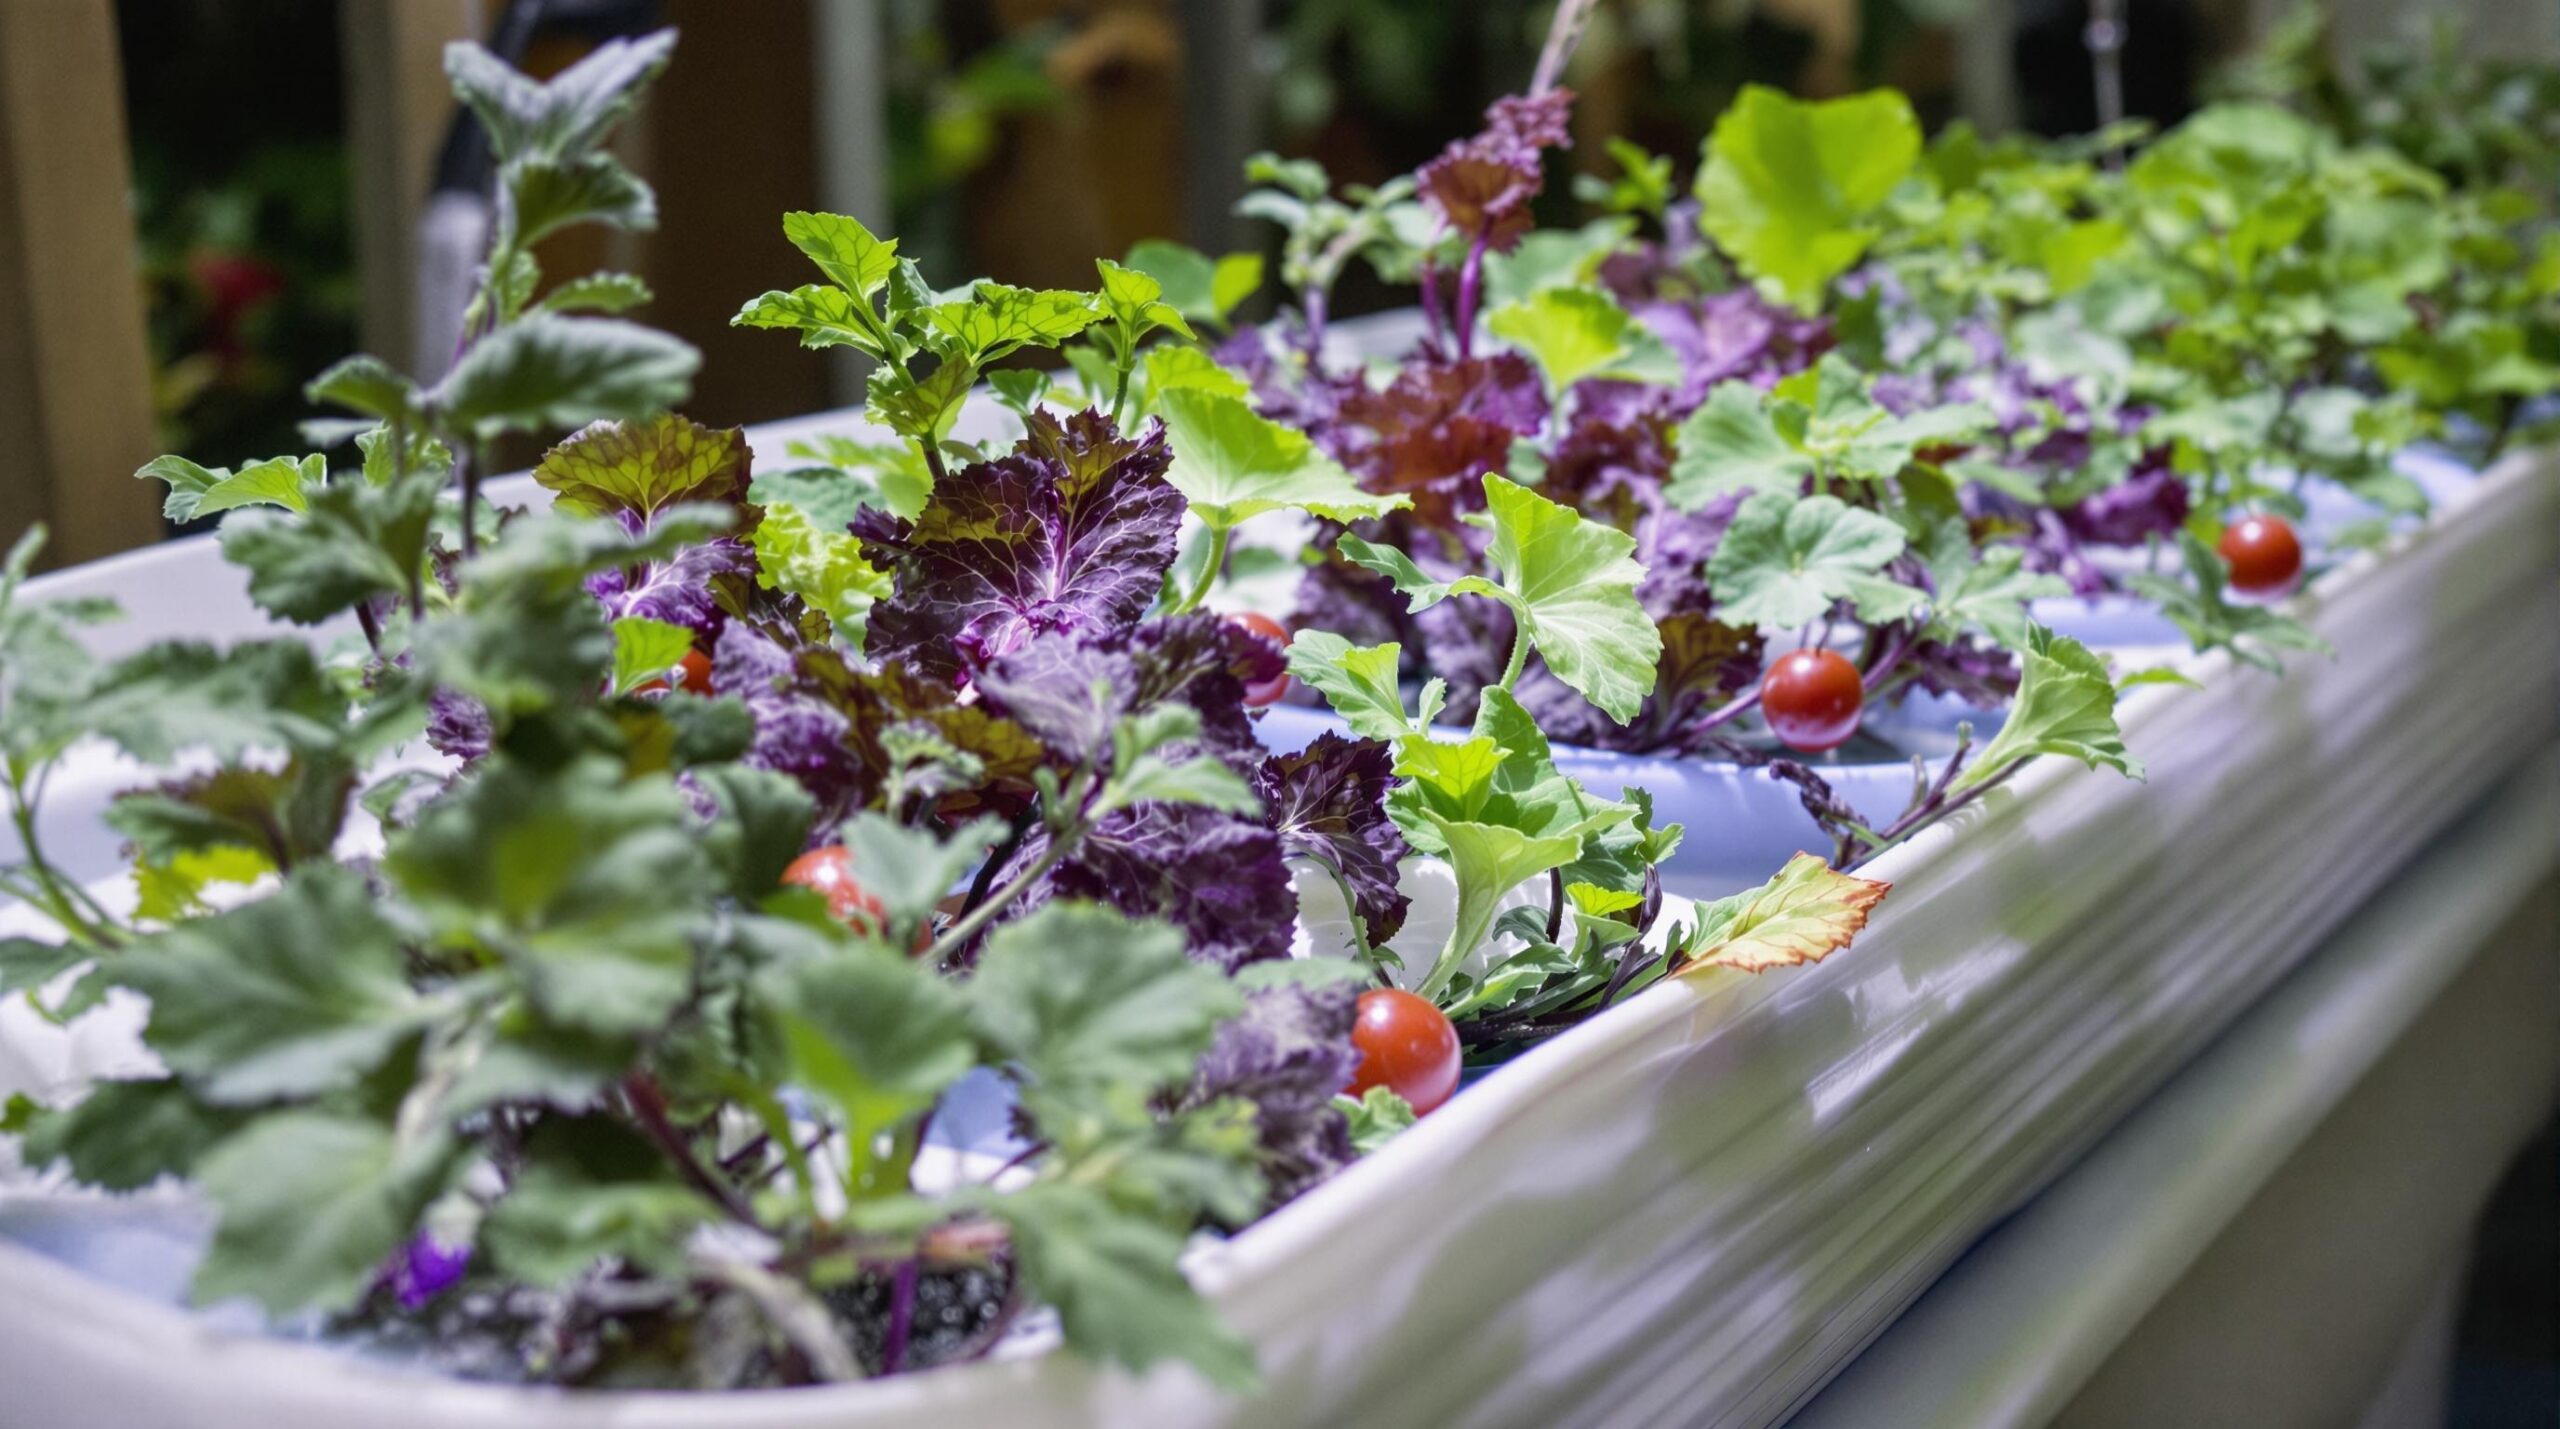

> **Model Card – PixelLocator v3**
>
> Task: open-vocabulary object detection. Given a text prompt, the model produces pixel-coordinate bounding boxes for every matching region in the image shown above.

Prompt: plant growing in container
[3,28,1894,1400]
[1213,77,2145,878]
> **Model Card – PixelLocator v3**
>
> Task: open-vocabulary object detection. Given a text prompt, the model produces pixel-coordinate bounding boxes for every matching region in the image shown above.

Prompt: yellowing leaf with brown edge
[1675,852,1888,975]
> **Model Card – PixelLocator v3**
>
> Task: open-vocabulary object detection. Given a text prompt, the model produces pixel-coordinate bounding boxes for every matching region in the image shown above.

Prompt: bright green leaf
[1157,387,1409,530]
[1698,85,1922,310]
[1705,490,1924,629]
[1951,625,2144,794]
[610,616,694,695]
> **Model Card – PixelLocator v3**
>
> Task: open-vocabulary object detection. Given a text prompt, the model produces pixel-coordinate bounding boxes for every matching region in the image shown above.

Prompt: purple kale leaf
[1627,611,1764,753]
[1540,406,1674,532]
[854,408,1182,681]
[1321,354,1548,527]
[1408,584,1517,726]
[536,414,765,641]
[383,1231,472,1311]
[586,535,756,637]
[2061,452,2190,547]
[1631,497,1741,618]
[1045,801,1297,974]
[1895,633,2021,708]
[1252,733,1411,947]
[710,620,1042,829]
[711,620,869,823]
[1288,533,1419,652]
[976,614,1277,773]
[1416,89,1575,254]
[533,414,755,525]
[426,687,494,763]
[1608,289,1834,419]
[1183,978,1363,1211]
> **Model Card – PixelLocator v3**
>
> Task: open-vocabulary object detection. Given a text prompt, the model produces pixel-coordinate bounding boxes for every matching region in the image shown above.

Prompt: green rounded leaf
[1698,86,1922,311]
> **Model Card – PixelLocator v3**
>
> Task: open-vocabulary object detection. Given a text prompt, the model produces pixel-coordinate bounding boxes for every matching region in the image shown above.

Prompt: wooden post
[0,0,164,566]
[642,0,831,430]
[340,0,478,377]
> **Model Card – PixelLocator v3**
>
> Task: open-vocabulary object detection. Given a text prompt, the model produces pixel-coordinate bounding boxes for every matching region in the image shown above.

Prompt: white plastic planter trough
[3,407,2555,1426]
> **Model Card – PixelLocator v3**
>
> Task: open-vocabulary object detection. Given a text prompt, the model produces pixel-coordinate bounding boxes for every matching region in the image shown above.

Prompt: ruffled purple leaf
[1416,89,1575,254]
[425,687,493,763]
[713,621,1045,830]
[1895,634,2021,708]
[1252,733,1411,947]
[1321,354,1547,526]
[977,615,1277,773]
[1184,979,1362,1210]
[711,620,867,823]
[2062,455,2190,546]
[1047,801,1296,973]
[585,535,756,637]
[854,409,1182,682]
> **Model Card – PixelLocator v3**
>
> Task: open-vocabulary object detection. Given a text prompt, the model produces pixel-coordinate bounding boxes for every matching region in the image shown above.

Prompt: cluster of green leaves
[14,32,1302,1395]
[1664,354,2072,674]
[19,550,1269,1383]
[731,213,1304,614]
[1752,76,2549,668]
[130,30,702,635]
[1234,152,1434,323]
[1487,285,1683,397]
[1276,476,1688,1002]
[1339,475,1662,725]
[732,209,1095,476]
[2125,531,2338,673]
[1669,354,1992,510]
[1874,122,2132,344]
[1287,625,1660,1007]
[1283,605,1894,1029]
[445,31,673,341]
[2219,3,2560,200]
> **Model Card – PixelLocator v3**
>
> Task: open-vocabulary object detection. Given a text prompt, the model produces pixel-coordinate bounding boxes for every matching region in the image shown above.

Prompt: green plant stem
[6,770,113,947]
[1496,618,1533,694]
[1108,350,1136,429]
[1316,859,1376,963]
[1418,885,1508,1003]
[738,1086,820,1226]
[1170,525,1232,616]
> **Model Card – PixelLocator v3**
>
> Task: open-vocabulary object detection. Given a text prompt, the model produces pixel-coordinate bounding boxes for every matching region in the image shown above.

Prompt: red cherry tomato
[2217,514,2302,596]
[1760,648,1865,754]
[1223,611,1294,708]
[1346,988,1462,1115]
[781,846,887,933]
